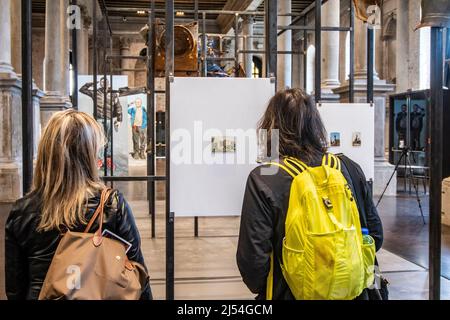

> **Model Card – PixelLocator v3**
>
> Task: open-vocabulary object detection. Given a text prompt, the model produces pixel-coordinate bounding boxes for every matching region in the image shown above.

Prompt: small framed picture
[352,132,362,147]
[330,132,341,147]
[211,136,236,153]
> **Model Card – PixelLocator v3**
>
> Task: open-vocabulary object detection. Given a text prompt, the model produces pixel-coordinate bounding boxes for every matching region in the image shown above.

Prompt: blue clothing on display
[128,105,148,129]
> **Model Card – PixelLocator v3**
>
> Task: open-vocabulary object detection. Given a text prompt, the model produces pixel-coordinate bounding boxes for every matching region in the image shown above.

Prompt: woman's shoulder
[250,159,294,179]
[10,191,40,216]
[246,160,294,195]
[6,191,42,234]
[101,189,130,218]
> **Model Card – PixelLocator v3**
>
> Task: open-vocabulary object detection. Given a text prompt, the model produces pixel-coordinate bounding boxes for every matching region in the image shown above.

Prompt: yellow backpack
[266,154,376,300]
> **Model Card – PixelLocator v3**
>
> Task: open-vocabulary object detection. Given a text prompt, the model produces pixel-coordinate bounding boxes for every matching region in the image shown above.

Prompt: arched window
[306,45,315,94]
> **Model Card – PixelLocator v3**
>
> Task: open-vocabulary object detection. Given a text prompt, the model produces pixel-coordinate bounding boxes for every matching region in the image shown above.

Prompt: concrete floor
[1,188,450,300]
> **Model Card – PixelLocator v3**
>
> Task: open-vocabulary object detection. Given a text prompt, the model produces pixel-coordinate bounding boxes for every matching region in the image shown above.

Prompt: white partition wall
[318,103,375,180]
[170,78,275,217]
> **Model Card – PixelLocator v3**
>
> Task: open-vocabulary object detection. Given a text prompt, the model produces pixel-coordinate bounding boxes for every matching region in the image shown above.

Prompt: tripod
[375,147,426,224]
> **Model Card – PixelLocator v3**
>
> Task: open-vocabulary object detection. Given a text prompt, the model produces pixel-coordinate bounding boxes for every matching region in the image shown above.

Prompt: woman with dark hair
[236,89,383,300]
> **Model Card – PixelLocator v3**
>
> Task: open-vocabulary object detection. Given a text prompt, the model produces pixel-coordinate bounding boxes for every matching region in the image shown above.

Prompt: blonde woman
[5,110,152,300]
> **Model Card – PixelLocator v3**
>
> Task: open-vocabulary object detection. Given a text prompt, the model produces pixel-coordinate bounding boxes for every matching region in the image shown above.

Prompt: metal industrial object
[140,22,198,75]
[416,0,450,29]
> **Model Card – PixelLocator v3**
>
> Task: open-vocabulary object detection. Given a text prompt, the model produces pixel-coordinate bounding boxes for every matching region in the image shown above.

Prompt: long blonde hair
[33,109,106,232]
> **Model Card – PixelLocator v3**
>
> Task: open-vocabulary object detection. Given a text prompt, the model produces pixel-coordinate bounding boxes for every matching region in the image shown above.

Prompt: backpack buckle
[322,197,333,209]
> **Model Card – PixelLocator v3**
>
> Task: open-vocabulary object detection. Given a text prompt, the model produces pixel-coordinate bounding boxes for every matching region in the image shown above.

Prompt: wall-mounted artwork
[211,136,236,153]
[330,132,341,147]
[352,132,362,147]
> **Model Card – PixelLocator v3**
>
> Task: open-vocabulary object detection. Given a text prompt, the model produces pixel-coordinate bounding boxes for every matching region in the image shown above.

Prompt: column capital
[80,5,92,30]
[119,36,131,50]
[242,15,255,25]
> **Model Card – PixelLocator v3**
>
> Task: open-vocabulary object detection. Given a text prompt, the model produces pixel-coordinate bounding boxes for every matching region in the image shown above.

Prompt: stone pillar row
[1,0,78,202]
[1,0,44,202]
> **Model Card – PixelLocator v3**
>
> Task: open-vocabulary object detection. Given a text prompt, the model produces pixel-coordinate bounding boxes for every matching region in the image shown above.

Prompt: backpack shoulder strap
[283,157,307,174]
[322,153,341,170]
[337,154,369,228]
[265,156,309,178]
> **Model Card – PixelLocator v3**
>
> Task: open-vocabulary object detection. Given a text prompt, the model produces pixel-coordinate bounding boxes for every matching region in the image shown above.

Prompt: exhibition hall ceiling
[32,0,316,33]
[32,1,316,18]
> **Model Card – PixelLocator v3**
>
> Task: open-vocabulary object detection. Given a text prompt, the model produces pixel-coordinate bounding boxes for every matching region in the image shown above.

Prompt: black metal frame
[22,0,33,194]
[367,27,374,104]
[349,2,355,103]
[429,26,444,301]
[148,0,157,242]
[314,0,321,102]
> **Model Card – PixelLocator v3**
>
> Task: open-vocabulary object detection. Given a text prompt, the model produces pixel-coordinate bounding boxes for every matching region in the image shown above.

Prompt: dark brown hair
[258,88,328,164]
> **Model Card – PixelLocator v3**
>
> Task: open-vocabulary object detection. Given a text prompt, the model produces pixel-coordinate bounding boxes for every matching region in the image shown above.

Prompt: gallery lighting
[137,10,146,15]
[176,11,185,17]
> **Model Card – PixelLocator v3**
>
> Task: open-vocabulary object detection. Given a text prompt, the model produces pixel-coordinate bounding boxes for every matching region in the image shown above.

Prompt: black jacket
[5,190,152,300]
[236,155,383,300]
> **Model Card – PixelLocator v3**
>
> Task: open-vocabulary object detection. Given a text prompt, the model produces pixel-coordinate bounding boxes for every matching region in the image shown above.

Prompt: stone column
[0,0,14,76]
[242,15,254,78]
[10,0,21,75]
[0,0,23,202]
[40,0,72,127]
[120,37,133,87]
[321,0,341,101]
[32,85,44,157]
[333,16,396,196]
[395,0,409,92]
[396,0,421,92]
[236,25,245,70]
[277,0,292,89]
[77,5,91,75]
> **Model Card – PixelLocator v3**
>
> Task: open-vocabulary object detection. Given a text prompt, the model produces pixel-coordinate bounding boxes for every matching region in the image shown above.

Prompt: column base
[0,162,22,203]
[0,63,16,79]
[0,74,22,202]
[320,86,341,102]
[373,159,397,196]
[40,92,72,127]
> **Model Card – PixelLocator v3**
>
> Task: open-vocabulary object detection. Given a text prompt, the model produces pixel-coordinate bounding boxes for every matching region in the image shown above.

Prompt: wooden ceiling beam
[216,0,260,34]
